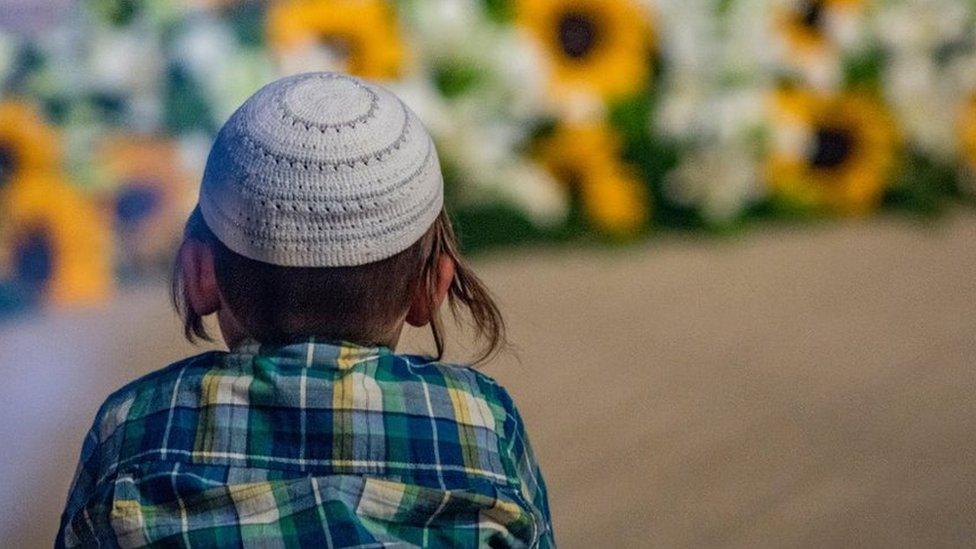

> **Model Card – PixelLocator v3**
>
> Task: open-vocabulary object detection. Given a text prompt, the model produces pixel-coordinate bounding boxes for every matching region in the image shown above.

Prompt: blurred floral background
[1,0,974,317]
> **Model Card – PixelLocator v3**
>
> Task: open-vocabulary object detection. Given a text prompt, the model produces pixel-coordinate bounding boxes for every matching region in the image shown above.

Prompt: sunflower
[266,0,404,79]
[515,0,654,104]
[534,121,648,235]
[765,87,899,214]
[0,101,61,190]
[0,174,113,306]
[95,135,193,272]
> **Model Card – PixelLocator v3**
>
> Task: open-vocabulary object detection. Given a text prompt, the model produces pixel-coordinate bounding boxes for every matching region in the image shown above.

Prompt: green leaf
[482,0,514,23]
[88,0,140,27]
[227,0,267,48]
[843,47,886,89]
[433,61,486,99]
[884,150,960,217]
[451,203,557,253]
[162,64,216,135]
[608,90,697,230]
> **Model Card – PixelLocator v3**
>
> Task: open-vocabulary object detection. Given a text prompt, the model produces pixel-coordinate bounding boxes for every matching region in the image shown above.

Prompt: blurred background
[1,0,975,546]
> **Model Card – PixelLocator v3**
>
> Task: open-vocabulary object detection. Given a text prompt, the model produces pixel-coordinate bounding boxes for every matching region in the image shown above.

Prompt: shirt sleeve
[498,386,556,548]
[55,409,113,548]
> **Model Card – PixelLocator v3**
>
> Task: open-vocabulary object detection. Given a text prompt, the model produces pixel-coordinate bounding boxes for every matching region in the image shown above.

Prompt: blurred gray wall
[0,0,71,35]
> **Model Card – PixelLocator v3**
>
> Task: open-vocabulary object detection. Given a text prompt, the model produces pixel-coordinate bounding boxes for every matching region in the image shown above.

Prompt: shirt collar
[229,336,390,370]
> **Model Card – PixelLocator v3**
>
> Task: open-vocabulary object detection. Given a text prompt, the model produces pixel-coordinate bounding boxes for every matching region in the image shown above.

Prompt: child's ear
[405,255,455,327]
[179,240,221,317]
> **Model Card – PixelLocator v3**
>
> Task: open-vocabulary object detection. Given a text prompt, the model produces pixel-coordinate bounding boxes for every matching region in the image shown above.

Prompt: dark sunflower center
[115,182,161,229]
[0,143,17,188]
[14,227,54,290]
[799,0,825,30]
[810,126,856,169]
[558,11,600,60]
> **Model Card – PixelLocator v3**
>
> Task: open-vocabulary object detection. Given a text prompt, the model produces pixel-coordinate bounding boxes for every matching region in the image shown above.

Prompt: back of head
[173,72,503,361]
[200,72,442,268]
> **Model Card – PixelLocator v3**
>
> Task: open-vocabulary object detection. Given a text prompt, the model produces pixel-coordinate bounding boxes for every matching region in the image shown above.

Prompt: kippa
[198,72,444,267]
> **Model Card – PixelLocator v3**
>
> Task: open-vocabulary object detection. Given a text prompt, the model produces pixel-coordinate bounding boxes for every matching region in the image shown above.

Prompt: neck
[217,309,406,352]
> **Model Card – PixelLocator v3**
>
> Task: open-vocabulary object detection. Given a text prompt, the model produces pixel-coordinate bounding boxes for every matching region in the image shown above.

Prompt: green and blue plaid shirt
[57,339,553,548]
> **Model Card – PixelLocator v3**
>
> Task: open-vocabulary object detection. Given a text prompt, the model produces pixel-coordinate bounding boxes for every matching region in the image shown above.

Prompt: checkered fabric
[56,339,553,548]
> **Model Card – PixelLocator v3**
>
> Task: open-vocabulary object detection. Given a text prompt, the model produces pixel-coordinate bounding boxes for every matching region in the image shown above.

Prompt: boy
[56,72,553,548]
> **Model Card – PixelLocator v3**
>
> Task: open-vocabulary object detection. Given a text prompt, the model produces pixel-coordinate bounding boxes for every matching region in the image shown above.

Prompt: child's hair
[171,207,505,363]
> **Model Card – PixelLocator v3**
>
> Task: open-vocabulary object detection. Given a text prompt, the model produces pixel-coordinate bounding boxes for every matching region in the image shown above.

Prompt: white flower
[652,0,772,221]
[493,161,568,226]
[60,21,165,130]
[26,25,88,100]
[392,72,567,226]
[483,31,551,120]
[875,0,976,161]
[874,0,969,54]
[86,27,163,97]
[447,135,567,226]
[401,0,551,123]
[655,0,775,137]
[172,16,275,123]
[401,0,483,50]
[764,0,870,91]
[392,0,565,226]
[389,74,453,138]
[665,141,764,225]
[60,110,109,186]
[441,115,568,224]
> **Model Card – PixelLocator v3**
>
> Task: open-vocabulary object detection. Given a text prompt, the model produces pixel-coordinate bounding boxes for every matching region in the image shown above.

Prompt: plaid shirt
[56,339,553,548]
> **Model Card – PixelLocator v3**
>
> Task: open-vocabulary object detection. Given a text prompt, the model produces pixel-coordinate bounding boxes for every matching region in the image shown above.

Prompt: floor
[2,212,974,547]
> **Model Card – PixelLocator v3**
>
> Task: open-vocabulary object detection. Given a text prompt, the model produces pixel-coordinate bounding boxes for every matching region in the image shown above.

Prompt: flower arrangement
[0,0,972,315]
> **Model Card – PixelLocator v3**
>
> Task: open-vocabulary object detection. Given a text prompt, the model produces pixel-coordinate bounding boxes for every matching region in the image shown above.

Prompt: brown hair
[171,207,505,363]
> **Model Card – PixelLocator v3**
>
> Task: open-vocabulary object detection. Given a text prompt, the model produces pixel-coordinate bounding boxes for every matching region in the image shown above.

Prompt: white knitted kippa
[198,72,444,267]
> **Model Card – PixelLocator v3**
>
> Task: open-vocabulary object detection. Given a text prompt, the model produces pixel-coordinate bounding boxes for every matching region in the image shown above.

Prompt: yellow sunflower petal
[267,0,405,79]
[579,168,649,236]
[534,119,648,234]
[0,100,61,187]
[1,173,113,306]
[766,88,899,215]
[535,120,624,183]
[958,94,976,171]
[516,0,654,103]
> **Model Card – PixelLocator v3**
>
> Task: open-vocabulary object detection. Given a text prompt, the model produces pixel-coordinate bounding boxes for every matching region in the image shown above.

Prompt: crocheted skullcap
[198,72,444,267]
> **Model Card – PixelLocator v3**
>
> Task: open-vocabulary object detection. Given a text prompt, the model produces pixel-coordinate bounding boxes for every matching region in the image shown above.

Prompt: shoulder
[392,353,511,396]
[61,350,225,519]
[386,353,523,427]
[96,350,221,415]
[92,350,222,443]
